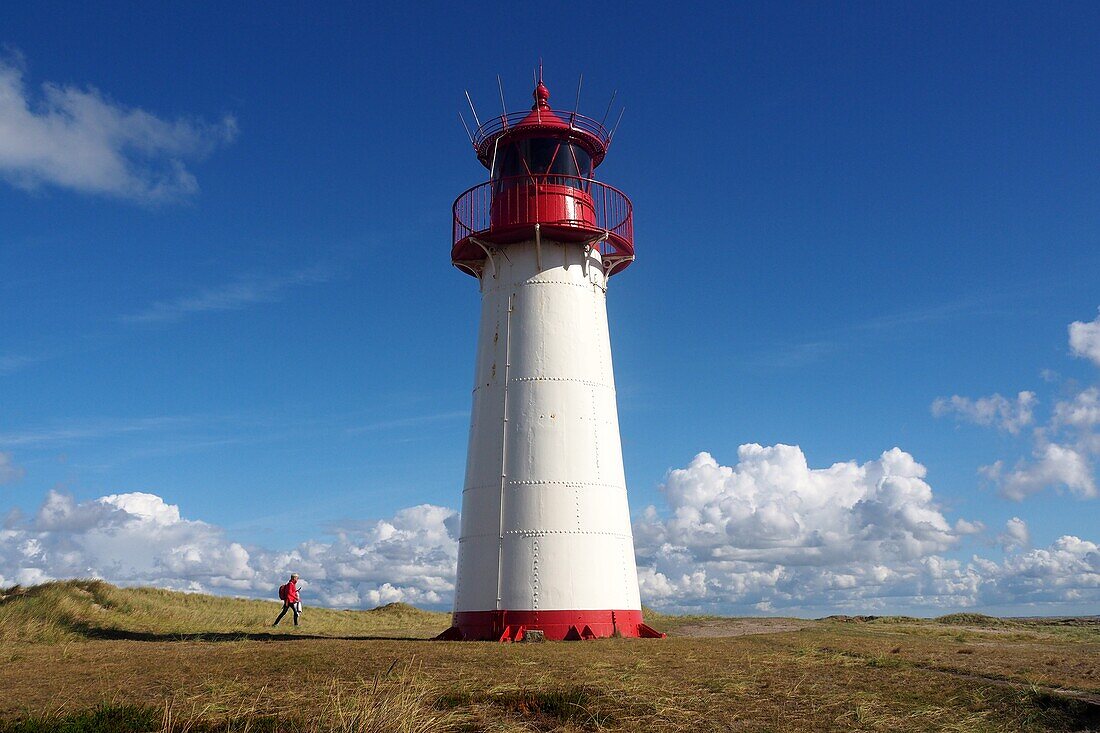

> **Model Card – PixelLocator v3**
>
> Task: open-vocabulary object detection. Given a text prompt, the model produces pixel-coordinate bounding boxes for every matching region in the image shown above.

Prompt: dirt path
[822,644,1100,709]
[669,618,815,637]
[909,658,1100,707]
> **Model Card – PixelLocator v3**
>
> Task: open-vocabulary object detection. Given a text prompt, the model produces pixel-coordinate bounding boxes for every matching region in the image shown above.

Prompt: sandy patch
[670,619,813,637]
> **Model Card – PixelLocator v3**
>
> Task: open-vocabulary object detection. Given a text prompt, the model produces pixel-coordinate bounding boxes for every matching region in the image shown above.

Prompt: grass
[935,613,1016,627]
[2,581,1098,731]
[0,580,450,643]
[2,664,459,732]
[0,704,159,733]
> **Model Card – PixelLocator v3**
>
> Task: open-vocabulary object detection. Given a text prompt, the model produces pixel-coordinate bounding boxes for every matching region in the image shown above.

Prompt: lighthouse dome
[472,79,611,171]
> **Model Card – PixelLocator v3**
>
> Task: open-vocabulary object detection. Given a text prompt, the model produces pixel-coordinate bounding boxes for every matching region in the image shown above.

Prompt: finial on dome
[531,59,550,110]
[532,80,550,110]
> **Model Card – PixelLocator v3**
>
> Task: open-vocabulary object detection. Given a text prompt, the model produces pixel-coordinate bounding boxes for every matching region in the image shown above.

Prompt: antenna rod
[497,75,508,116]
[609,107,626,142]
[572,73,583,119]
[464,90,482,129]
[489,137,500,179]
[458,112,474,145]
[533,64,542,123]
[600,90,618,127]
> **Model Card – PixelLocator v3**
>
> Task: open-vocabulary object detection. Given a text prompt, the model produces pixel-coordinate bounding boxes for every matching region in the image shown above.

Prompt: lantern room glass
[493,139,593,192]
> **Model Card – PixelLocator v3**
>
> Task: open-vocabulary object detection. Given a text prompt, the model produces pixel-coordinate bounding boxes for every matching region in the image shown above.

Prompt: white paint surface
[454,239,642,613]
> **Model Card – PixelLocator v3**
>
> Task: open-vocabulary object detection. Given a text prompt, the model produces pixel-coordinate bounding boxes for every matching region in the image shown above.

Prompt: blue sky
[1,2,1098,614]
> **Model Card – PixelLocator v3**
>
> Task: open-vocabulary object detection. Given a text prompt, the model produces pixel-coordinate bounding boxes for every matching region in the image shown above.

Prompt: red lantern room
[451,73,635,278]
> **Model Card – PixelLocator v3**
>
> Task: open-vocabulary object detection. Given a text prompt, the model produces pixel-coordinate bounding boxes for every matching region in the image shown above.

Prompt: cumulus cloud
[638,444,1100,611]
[634,445,972,612]
[1052,386,1100,430]
[0,56,235,202]
[0,452,23,484]
[954,518,985,535]
[978,422,1098,502]
[981,443,1097,501]
[974,536,1100,608]
[1069,309,1100,367]
[12,490,257,590]
[937,310,1100,500]
[999,517,1029,551]
[0,490,457,607]
[632,445,1099,614]
[635,445,960,567]
[931,391,1036,434]
[0,479,1096,614]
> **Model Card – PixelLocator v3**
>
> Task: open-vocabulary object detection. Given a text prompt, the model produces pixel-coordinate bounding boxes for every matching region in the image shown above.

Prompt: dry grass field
[2,581,1097,732]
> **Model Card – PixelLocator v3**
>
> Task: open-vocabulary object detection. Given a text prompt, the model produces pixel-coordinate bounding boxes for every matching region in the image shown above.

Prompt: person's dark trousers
[273,601,300,626]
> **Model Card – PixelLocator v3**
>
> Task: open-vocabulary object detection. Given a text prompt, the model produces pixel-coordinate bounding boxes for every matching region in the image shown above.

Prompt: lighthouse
[439,71,662,642]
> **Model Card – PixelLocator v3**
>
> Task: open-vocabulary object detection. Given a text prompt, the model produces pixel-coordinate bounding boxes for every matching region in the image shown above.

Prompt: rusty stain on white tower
[438,69,663,641]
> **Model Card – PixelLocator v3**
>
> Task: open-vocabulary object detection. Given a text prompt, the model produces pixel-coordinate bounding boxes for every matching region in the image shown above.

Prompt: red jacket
[285,579,299,603]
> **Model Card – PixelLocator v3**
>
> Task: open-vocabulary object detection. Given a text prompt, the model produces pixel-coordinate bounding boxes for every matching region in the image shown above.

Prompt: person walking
[273,573,302,627]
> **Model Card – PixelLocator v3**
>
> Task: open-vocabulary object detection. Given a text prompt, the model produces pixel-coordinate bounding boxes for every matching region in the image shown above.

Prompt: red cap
[473,77,608,168]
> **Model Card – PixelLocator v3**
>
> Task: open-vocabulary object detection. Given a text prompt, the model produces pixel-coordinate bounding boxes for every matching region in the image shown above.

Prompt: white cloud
[999,517,1029,551]
[977,536,1100,607]
[931,391,1036,434]
[954,518,985,535]
[0,452,23,484]
[1069,309,1100,367]
[1,490,458,608]
[982,443,1097,501]
[1,479,1096,615]
[120,267,331,325]
[1052,386,1100,429]
[0,57,235,202]
[632,445,1099,614]
[975,383,1099,500]
[18,490,258,587]
[633,445,973,612]
[636,445,960,567]
[99,492,182,525]
[0,415,198,448]
[939,310,1100,501]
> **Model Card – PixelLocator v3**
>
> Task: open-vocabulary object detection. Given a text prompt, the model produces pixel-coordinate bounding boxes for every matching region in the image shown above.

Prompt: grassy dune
[2,581,1098,732]
[0,579,450,642]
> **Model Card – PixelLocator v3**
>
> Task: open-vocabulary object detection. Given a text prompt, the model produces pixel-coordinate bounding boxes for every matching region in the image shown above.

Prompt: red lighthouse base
[434,609,665,642]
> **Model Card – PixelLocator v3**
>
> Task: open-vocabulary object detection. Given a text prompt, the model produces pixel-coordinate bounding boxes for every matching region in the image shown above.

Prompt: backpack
[278,583,288,601]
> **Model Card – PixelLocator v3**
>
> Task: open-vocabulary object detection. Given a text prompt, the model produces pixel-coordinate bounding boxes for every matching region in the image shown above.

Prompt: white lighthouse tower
[439,72,661,642]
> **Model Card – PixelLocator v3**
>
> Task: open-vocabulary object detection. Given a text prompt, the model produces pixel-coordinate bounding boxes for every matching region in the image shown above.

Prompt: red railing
[452,175,633,262]
[472,110,611,151]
